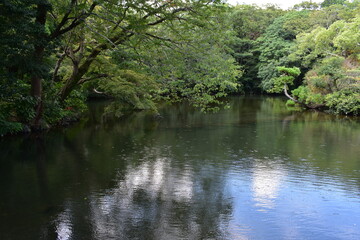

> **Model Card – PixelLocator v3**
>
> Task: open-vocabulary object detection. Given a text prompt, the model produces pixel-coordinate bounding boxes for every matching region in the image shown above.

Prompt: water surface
[1,96,360,240]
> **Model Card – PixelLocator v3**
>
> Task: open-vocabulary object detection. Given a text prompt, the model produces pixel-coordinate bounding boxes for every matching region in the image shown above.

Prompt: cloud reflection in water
[251,160,285,211]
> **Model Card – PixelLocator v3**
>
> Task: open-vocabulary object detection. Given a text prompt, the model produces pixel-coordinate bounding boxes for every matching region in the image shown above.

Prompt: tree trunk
[283,84,325,110]
[31,73,43,128]
[283,84,300,103]
[31,3,48,129]
[59,46,105,101]
[58,27,133,101]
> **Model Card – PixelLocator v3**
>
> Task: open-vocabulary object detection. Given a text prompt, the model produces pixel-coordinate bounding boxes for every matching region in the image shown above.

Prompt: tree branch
[78,74,109,84]
[52,52,66,82]
[147,7,191,26]
[50,2,98,39]
[50,0,77,38]
[85,24,118,48]
[283,84,300,103]
[145,33,175,43]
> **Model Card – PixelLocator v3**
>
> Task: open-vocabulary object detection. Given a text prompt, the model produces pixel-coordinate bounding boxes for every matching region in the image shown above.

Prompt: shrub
[325,89,360,115]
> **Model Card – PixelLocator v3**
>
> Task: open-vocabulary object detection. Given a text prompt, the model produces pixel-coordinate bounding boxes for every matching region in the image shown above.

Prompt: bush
[291,86,325,105]
[0,118,24,136]
[325,89,360,115]
[0,95,35,136]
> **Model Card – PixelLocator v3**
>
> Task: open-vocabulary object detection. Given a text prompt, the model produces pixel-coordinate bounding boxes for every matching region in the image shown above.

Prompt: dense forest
[0,0,359,136]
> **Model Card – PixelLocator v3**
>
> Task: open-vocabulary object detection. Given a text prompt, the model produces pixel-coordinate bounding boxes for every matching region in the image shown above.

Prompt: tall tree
[230,4,283,92]
[1,0,227,130]
[321,0,346,8]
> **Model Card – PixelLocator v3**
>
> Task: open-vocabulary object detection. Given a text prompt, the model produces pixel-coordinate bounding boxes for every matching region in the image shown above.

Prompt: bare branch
[51,2,98,39]
[90,12,118,24]
[145,33,175,43]
[85,24,117,48]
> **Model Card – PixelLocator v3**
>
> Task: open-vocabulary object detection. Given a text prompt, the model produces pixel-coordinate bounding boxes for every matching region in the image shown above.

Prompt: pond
[0,96,360,240]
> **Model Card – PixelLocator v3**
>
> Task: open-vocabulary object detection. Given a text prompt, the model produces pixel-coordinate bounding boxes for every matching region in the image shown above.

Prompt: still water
[0,96,360,240]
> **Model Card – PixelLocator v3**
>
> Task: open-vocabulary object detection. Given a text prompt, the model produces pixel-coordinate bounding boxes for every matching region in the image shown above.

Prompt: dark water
[1,96,360,240]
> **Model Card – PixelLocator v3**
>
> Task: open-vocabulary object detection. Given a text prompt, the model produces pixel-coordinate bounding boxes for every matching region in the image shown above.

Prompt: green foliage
[1,0,243,134]
[100,70,158,112]
[268,67,301,93]
[277,66,301,77]
[0,117,23,136]
[325,89,360,115]
[230,4,284,92]
[292,86,326,105]
[231,4,283,40]
[269,76,294,93]
[0,94,35,136]
[276,4,360,115]
[0,0,45,73]
[257,11,309,91]
[45,89,87,125]
[2,0,360,135]
[291,86,310,103]
[291,54,359,113]
[291,15,360,66]
[125,5,241,112]
[293,1,320,10]
[304,56,347,94]
[0,87,36,123]
[316,56,344,78]
[321,0,346,8]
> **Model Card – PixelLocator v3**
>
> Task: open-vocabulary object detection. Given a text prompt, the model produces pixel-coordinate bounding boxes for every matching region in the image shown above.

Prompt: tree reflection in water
[1,96,360,240]
[50,155,233,240]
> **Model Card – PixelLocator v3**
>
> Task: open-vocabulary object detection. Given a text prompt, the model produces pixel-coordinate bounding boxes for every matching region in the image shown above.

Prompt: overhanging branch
[78,74,110,85]
[50,2,98,39]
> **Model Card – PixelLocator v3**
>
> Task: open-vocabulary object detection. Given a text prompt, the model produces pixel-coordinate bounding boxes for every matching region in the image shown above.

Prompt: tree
[120,5,241,111]
[230,4,283,92]
[285,13,360,114]
[291,15,360,65]
[256,11,310,91]
[293,1,320,10]
[1,0,239,134]
[321,0,346,8]
[1,0,99,128]
[268,66,301,101]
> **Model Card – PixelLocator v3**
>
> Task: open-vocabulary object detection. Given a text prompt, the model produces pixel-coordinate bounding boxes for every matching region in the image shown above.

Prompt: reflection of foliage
[1,96,360,238]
